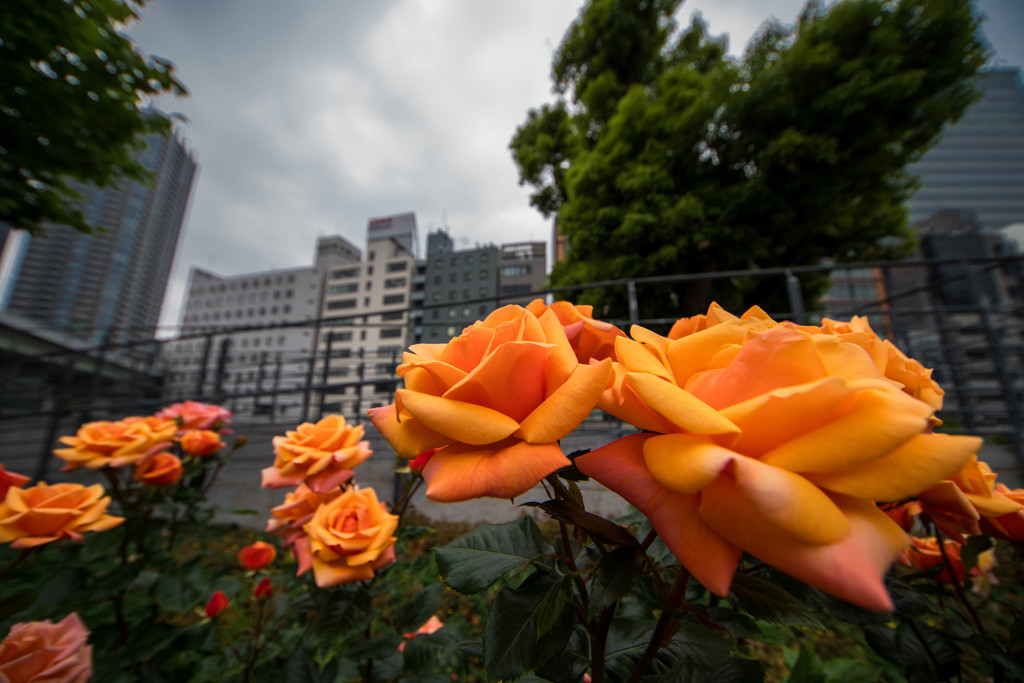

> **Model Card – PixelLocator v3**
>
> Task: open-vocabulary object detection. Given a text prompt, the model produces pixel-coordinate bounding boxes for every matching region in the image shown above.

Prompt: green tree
[0,0,187,236]
[511,0,987,319]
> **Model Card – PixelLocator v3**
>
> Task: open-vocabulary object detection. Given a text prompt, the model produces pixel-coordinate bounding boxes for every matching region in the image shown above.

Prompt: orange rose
[266,483,341,546]
[819,316,945,412]
[0,613,92,683]
[368,305,612,501]
[898,536,966,583]
[577,304,979,611]
[54,417,176,471]
[0,483,123,548]
[398,615,444,652]
[133,452,183,486]
[524,299,626,362]
[980,483,1024,542]
[156,400,232,430]
[178,429,225,457]
[298,486,398,587]
[262,415,372,493]
[915,456,1022,540]
[238,541,277,570]
[0,466,29,498]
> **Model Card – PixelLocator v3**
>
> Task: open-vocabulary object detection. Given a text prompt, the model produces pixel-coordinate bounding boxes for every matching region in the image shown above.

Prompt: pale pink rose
[0,613,92,682]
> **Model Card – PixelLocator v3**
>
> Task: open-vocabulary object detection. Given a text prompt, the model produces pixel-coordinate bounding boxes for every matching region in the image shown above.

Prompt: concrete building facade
[161,235,361,419]
[0,132,198,350]
[318,213,418,419]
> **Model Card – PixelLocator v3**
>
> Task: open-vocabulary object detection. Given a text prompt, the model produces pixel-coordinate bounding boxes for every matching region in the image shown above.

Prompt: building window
[328,331,354,342]
[480,254,489,263]
[331,267,359,279]
[383,294,405,305]
[328,283,358,294]
[385,277,406,288]
[502,265,533,277]
[386,261,408,272]
[327,299,357,310]
[381,311,403,321]
[380,328,403,338]
[480,270,488,279]
[369,251,376,261]
[433,275,441,285]
[479,287,487,296]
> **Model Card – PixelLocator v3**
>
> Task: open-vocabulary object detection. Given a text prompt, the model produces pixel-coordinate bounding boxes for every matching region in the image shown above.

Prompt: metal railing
[2,255,1022,482]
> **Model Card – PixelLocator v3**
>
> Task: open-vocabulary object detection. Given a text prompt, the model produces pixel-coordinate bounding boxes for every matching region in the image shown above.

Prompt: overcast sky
[128,0,1024,336]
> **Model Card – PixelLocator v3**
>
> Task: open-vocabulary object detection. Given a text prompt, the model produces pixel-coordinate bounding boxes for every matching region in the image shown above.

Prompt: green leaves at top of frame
[434,517,552,594]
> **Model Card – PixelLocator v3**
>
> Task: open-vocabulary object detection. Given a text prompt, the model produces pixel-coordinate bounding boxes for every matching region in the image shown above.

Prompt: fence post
[318,332,335,420]
[784,270,806,324]
[627,281,639,325]
[213,337,232,405]
[194,334,212,399]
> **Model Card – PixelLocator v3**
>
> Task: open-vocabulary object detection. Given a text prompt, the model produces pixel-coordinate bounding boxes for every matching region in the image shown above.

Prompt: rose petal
[516,359,612,443]
[397,390,520,445]
[422,439,570,502]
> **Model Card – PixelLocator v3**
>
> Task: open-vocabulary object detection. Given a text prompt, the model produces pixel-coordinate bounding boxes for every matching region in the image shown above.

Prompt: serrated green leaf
[589,546,644,618]
[967,633,1024,678]
[484,572,575,680]
[434,517,552,594]
[402,629,458,675]
[305,586,372,644]
[153,571,206,613]
[396,582,442,633]
[535,574,574,638]
[788,648,825,683]
[727,573,823,628]
[820,657,882,683]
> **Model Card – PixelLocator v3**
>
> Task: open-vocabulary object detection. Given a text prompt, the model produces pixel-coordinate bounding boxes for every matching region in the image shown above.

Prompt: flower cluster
[367,300,1012,611]
[264,415,397,588]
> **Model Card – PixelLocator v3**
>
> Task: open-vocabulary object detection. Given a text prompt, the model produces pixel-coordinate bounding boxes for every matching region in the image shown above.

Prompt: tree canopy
[0,0,187,235]
[511,0,988,318]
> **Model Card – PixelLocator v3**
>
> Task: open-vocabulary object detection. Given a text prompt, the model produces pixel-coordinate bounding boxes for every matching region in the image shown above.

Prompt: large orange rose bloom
[524,299,626,362]
[577,304,979,611]
[914,456,1022,539]
[368,305,612,501]
[0,483,124,548]
[54,417,176,471]
[298,486,398,588]
[0,613,92,683]
[262,415,372,492]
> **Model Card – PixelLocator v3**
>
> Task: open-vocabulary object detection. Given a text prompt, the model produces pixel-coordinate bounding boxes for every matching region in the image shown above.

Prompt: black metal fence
[3,255,1023,483]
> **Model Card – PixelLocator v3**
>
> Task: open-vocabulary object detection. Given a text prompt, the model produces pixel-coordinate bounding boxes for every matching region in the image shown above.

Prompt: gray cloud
[128,0,1023,335]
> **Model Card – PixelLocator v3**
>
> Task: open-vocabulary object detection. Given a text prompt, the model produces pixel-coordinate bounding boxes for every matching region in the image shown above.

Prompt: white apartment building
[318,213,417,421]
[161,235,361,419]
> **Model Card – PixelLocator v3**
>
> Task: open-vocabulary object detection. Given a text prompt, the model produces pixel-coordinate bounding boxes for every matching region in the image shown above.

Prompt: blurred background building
[0,131,197,351]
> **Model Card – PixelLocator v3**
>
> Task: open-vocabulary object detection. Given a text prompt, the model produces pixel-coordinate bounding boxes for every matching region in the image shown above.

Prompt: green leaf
[588,546,644,618]
[395,582,442,633]
[966,633,1024,679]
[304,585,372,645]
[726,573,823,628]
[402,629,459,675]
[223,508,259,515]
[484,572,576,681]
[820,657,883,683]
[434,517,552,594]
[787,648,825,683]
[961,534,994,573]
[347,635,403,660]
[535,574,575,638]
[153,571,207,613]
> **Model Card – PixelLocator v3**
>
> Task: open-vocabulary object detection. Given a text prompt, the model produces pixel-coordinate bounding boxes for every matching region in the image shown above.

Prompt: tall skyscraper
[0,131,198,347]
[907,68,1024,231]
